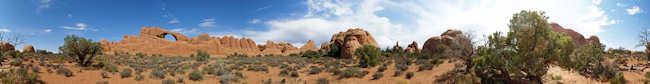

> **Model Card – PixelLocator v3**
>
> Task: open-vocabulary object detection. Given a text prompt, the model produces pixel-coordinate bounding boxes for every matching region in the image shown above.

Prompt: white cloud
[616,3,626,7]
[62,23,88,30]
[626,5,643,15]
[0,28,10,32]
[249,0,617,48]
[43,29,52,32]
[198,18,216,27]
[256,5,273,11]
[168,18,179,24]
[39,0,52,8]
[170,28,198,34]
[250,19,261,24]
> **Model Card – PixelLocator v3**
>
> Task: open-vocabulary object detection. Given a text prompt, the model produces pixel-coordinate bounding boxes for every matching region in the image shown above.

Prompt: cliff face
[101,27,302,57]
[320,29,378,59]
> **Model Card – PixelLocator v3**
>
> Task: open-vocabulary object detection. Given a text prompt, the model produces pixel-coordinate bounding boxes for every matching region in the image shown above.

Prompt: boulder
[22,45,35,53]
[300,40,318,52]
[321,29,378,59]
[405,41,419,53]
[422,29,472,58]
[0,42,14,52]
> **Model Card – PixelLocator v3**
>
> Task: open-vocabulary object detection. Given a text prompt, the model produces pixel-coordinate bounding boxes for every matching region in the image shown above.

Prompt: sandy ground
[37,60,459,84]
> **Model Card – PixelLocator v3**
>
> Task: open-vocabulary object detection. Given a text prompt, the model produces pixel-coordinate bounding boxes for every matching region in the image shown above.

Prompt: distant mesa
[550,23,600,47]
[101,27,306,57]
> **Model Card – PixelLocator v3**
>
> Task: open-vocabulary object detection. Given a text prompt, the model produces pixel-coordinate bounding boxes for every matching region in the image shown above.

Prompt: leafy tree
[195,50,209,61]
[59,35,103,67]
[473,10,572,83]
[355,45,382,68]
[326,43,341,58]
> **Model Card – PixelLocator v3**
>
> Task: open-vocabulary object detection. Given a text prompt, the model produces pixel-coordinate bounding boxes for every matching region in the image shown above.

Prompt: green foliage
[150,69,166,79]
[302,50,322,58]
[36,49,53,55]
[162,78,176,84]
[355,45,382,68]
[121,68,133,78]
[102,64,119,72]
[188,70,203,81]
[610,73,625,84]
[405,72,414,79]
[326,43,341,58]
[135,52,146,58]
[135,74,145,81]
[317,78,330,84]
[473,10,570,83]
[372,72,384,80]
[0,68,43,84]
[4,50,21,58]
[195,50,209,61]
[56,68,73,77]
[338,67,368,78]
[59,35,103,67]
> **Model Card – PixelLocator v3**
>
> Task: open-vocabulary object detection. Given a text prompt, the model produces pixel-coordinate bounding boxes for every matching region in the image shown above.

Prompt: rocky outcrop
[0,42,14,52]
[391,42,403,52]
[22,45,34,53]
[300,40,318,52]
[422,29,472,58]
[101,27,303,57]
[550,23,601,47]
[405,41,419,53]
[321,29,378,59]
[260,41,299,56]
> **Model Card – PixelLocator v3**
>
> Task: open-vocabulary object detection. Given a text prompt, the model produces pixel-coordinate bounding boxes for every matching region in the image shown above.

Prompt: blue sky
[0,0,648,52]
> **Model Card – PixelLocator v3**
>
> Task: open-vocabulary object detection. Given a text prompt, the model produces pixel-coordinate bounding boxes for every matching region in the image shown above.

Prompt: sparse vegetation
[56,68,73,77]
[121,68,133,78]
[188,70,203,81]
[59,35,103,67]
[356,45,382,68]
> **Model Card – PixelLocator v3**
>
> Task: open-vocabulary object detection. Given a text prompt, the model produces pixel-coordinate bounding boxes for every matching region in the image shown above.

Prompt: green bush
[290,71,299,77]
[317,78,329,84]
[162,78,176,84]
[372,72,384,80]
[9,59,22,66]
[339,67,366,78]
[188,70,203,81]
[302,50,322,58]
[121,68,133,78]
[405,72,414,79]
[610,73,625,84]
[326,43,341,58]
[377,65,387,72]
[95,81,108,84]
[135,75,145,81]
[150,69,166,79]
[355,45,382,68]
[102,64,119,72]
[220,74,234,84]
[195,50,209,61]
[56,68,73,77]
[59,35,103,67]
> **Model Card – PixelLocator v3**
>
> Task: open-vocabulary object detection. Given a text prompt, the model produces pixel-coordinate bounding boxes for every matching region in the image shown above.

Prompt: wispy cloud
[256,5,273,11]
[250,19,261,24]
[0,28,10,32]
[198,18,216,27]
[38,0,53,9]
[170,28,198,34]
[62,23,88,30]
[168,18,180,24]
[626,5,643,15]
[43,29,52,32]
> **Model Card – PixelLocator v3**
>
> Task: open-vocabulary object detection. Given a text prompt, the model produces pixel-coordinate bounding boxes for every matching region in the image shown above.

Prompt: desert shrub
[339,67,366,78]
[302,50,322,58]
[393,70,403,77]
[9,59,22,66]
[103,64,119,72]
[31,66,40,73]
[263,78,272,84]
[121,68,132,78]
[418,63,435,71]
[135,75,145,81]
[227,53,248,58]
[0,68,43,84]
[610,73,625,84]
[290,71,299,77]
[188,70,203,81]
[101,71,110,78]
[136,52,146,58]
[56,68,73,77]
[372,72,384,80]
[95,81,108,84]
[309,66,322,74]
[326,43,341,58]
[472,10,574,83]
[195,50,209,61]
[220,74,234,84]
[405,72,414,79]
[5,50,21,58]
[176,77,184,83]
[215,69,229,76]
[150,69,166,79]
[317,78,329,84]
[279,69,289,76]
[162,78,176,84]
[247,65,269,72]
[59,35,103,67]
[356,45,382,68]
[395,64,408,71]
[377,64,388,72]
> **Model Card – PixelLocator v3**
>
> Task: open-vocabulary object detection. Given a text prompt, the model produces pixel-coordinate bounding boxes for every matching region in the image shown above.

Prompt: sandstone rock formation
[391,42,403,52]
[101,27,301,57]
[22,45,34,53]
[405,41,419,53]
[0,42,14,52]
[550,23,601,47]
[321,29,378,59]
[260,41,299,56]
[422,29,472,58]
[300,40,318,52]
